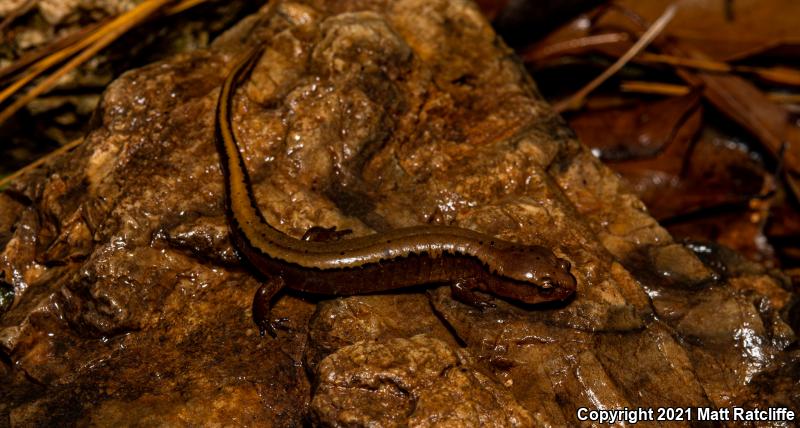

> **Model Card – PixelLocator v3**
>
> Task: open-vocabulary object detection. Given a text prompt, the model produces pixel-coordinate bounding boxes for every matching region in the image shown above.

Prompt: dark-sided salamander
[214,46,577,336]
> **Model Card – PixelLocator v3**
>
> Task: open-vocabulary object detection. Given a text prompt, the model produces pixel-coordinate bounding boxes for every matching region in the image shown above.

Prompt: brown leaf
[569,92,701,160]
[667,209,775,265]
[577,106,768,223]
[608,0,800,62]
[664,42,800,190]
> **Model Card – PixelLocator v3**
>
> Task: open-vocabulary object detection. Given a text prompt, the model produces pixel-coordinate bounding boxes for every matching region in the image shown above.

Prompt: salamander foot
[451,279,496,309]
[252,276,287,338]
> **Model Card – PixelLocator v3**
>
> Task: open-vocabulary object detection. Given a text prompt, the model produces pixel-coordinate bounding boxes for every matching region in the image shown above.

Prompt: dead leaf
[570,92,701,160]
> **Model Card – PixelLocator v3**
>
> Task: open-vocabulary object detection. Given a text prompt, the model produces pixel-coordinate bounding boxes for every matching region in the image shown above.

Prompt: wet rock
[310,335,533,427]
[306,294,460,371]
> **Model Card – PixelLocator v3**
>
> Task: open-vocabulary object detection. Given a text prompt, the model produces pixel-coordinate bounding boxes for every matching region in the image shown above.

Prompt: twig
[554,3,677,113]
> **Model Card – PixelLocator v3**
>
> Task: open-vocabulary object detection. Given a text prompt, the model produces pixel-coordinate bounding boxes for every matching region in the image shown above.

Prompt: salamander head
[491,246,577,304]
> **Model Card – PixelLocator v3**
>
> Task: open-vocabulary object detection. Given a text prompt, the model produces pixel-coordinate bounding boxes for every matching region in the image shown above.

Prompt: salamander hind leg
[301,226,352,242]
[252,276,288,338]
[451,279,496,309]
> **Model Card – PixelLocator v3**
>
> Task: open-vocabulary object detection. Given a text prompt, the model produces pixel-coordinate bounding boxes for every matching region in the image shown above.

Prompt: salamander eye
[558,259,571,271]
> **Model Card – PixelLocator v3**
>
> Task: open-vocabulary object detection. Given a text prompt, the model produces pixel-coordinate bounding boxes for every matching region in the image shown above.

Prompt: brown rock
[310,335,533,427]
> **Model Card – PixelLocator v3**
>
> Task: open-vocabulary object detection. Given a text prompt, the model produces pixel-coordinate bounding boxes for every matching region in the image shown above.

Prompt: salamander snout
[493,246,577,304]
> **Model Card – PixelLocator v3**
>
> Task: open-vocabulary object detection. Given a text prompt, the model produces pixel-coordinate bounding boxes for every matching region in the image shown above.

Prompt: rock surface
[0,0,797,426]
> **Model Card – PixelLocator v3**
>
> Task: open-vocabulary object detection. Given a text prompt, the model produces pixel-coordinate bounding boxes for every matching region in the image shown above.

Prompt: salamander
[214,46,577,336]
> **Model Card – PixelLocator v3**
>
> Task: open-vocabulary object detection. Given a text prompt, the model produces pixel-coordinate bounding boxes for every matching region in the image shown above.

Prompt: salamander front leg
[301,226,352,242]
[451,279,496,309]
[252,276,288,338]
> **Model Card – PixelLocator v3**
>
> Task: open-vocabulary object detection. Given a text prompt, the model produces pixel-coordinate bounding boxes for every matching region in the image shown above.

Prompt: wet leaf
[604,0,800,62]
[570,92,701,160]
[665,42,800,186]
[518,0,800,265]
[616,123,772,261]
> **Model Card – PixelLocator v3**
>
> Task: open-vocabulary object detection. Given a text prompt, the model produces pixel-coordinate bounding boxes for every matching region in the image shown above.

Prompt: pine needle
[521,33,631,63]
[0,0,180,125]
[636,52,731,73]
[621,80,800,106]
[0,138,83,189]
[0,0,205,86]
[166,0,208,15]
[0,22,108,109]
[0,0,211,189]
[554,3,678,113]
[620,80,691,96]
[0,0,208,127]
[0,21,106,86]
